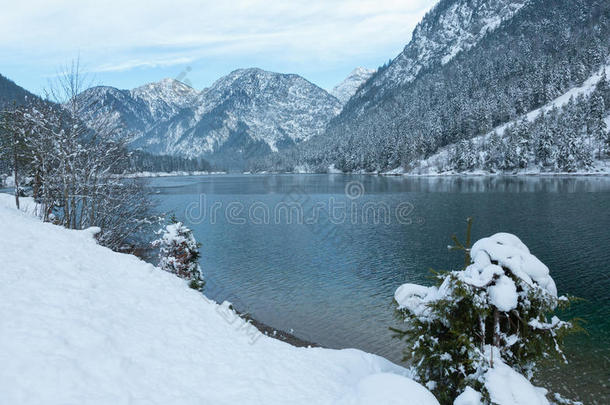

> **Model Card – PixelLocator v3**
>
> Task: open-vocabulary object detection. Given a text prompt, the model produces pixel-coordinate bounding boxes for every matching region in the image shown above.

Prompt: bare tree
[0,58,157,250]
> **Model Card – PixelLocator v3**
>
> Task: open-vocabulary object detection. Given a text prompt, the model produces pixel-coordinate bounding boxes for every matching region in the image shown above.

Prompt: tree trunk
[13,137,19,210]
[491,309,500,368]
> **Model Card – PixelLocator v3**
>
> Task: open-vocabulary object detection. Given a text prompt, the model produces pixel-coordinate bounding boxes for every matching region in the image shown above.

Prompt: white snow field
[0,196,438,405]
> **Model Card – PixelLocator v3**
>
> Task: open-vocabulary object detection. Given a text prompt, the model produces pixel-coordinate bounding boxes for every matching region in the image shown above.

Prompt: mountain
[79,69,341,168]
[349,0,529,111]
[330,67,375,105]
[76,79,200,144]
[131,78,200,121]
[0,74,39,109]
[288,0,610,173]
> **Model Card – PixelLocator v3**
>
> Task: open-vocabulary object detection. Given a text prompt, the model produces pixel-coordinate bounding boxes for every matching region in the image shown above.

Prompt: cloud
[0,0,436,68]
[95,56,196,73]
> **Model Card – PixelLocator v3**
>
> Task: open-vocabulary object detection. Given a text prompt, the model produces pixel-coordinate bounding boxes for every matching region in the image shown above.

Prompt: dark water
[151,174,609,404]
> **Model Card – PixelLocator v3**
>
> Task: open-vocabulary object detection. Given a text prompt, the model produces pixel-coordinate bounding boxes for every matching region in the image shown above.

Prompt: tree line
[445,75,610,173]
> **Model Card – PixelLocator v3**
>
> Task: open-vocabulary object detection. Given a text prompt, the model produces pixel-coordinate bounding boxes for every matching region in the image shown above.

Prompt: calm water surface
[151,174,609,404]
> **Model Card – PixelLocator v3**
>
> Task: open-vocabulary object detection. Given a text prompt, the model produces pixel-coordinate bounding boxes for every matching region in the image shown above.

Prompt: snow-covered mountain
[287,0,610,174]
[349,0,529,110]
[78,69,341,168]
[330,67,375,106]
[131,78,200,121]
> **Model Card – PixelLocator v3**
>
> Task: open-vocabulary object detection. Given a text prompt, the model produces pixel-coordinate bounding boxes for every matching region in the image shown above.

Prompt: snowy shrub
[153,217,205,291]
[392,218,580,405]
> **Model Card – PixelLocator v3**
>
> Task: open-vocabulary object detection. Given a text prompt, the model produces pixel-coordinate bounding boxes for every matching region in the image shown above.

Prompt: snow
[485,361,549,405]
[395,232,558,318]
[0,196,438,405]
[111,170,227,179]
[459,260,503,288]
[453,387,482,405]
[488,275,518,312]
[2,173,15,187]
[336,373,439,405]
[119,170,226,178]
[80,69,342,160]
[394,276,458,320]
[528,316,569,332]
[131,78,200,120]
[0,193,40,216]
[469,233,557,297]
[394,283,434,316]
[327,164,343,174]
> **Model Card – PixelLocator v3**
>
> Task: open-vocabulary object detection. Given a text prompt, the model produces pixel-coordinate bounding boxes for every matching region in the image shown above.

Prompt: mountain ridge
[284,0,610,174]
[0,74,40,109]
[77,68,341,168]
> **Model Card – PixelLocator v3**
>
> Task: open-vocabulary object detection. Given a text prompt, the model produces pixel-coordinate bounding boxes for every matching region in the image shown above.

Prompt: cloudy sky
[0,0,437,95]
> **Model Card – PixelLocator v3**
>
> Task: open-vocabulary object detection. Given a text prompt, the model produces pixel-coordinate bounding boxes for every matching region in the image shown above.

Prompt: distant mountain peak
[331,67,376,105]
[130,78,201,119]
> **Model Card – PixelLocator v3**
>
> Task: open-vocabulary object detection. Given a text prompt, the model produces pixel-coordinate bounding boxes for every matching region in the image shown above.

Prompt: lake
[151,174,610,404]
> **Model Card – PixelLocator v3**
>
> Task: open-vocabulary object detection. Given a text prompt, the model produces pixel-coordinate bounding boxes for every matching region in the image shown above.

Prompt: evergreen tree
[589,92,607,158]
[482,132,502,172]
[153,217,205,291]
[535,111,554,167]
[392,219,580,404]
[514,118,531,169]
[500,127,519,171]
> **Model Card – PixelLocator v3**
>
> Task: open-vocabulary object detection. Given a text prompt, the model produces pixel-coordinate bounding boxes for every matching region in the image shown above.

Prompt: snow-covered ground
[0,194,438,405]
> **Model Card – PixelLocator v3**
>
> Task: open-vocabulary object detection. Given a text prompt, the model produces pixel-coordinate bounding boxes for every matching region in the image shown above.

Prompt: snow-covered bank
[0,193,40,216]
[0,196,438,405]
[118,170,227,178]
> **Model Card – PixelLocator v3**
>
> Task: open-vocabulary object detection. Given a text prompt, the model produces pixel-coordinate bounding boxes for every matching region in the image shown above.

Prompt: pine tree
[589,92,607,158]
[515,118,531,169]
[482,132,502,172]
[153,217,205,291]
[596,69,610,107]
[392,219,580,404]
[535,111,554,167]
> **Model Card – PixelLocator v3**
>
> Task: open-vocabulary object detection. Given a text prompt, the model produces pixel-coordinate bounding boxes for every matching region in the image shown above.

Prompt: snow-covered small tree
[153,217,205,291]
[392,218,580,405]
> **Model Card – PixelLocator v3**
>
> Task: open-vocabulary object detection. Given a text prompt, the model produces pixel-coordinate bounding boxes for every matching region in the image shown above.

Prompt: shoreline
[238,311,321,348]
[243,169,610,177]
[4,169,609,188]
[130,246,320,349]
